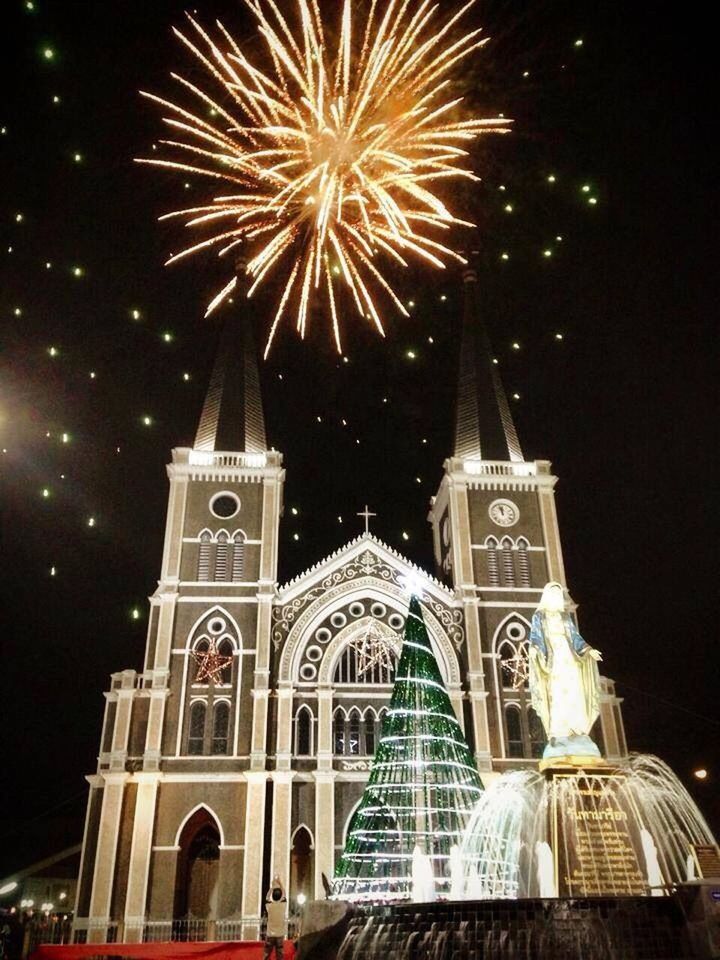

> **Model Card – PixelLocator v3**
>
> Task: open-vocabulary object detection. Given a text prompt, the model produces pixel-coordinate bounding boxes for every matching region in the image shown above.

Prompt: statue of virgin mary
[528,582,604,763]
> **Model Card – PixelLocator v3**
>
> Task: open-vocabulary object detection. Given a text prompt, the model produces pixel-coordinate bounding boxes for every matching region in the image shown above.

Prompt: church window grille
[231,534,245,581]
[517,538,531,587]
[294,706,314,757]
[333,633,397,685]
[188,701,206,755]
[198,532,212,581]
[347,710,361,755]
[501,537,515,586]
[333,708,347,755]
[215,532,230,581]
[486,537,500,586]
[212,701,230,755]
[505,705,523,758]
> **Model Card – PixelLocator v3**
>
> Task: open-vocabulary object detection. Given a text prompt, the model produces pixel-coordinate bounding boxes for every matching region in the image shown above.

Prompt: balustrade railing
[142,916,302,942]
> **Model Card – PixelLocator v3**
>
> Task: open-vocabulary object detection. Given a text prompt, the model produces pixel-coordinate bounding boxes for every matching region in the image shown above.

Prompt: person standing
[263,876,287,960]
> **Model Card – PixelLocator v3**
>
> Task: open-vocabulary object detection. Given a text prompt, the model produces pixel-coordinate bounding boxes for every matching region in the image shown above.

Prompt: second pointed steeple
[454,267,524,462]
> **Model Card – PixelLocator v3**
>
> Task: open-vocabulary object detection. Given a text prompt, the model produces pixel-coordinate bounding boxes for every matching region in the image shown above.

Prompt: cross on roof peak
[357,504,377,535]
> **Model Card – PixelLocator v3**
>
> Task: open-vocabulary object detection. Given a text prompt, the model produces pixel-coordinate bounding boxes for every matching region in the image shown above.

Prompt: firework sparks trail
[138,0,509,354]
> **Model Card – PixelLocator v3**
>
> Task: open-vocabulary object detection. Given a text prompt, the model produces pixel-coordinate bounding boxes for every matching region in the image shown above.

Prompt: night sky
[1,1,716,878]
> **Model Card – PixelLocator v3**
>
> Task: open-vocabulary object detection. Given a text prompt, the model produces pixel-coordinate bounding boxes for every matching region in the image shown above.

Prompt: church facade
[73,270,628,943]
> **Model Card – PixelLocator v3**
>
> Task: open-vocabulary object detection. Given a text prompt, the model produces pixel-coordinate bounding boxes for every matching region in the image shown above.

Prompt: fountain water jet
[461,754,717,899]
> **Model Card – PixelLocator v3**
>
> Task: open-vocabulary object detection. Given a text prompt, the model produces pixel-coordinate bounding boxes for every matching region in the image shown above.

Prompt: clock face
[442,516,450,547]
[488,499,519,527]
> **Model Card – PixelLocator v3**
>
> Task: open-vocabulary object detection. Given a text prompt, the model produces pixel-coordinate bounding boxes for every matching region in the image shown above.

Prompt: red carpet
[31,942,295,960]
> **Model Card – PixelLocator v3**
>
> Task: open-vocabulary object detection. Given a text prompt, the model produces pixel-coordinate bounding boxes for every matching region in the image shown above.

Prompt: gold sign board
[550,771,647,897]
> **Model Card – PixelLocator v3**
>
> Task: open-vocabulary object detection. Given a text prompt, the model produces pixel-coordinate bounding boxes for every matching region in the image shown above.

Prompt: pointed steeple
[194,312,267,454]
[454,266,524,462]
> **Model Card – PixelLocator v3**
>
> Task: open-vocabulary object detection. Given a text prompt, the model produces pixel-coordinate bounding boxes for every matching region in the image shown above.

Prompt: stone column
[241,772,267,939]
[275,685,294,771]
[110,673,136,771]
[316,687,334,769]
[87,772,129,943]
[462,600,493,770]
[270,772,295,892]
[448,687,465,731]
[122,774,160,942]
[144,592,177,770]
[313,772,336,899]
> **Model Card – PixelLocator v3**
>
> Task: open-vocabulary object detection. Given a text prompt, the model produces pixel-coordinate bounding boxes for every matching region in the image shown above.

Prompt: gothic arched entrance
[290,826,314,907]
[174,808,221,923]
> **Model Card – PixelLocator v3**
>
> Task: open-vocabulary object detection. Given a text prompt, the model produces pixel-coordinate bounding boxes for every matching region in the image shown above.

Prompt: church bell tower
[74,313,284,943]
[428,267,627,774]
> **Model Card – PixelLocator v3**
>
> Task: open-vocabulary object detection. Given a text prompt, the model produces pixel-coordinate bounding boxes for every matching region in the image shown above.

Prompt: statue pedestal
[544,766,649,897]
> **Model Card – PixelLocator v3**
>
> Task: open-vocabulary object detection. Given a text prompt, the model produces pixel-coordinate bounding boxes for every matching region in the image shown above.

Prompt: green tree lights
[333,595,483,901]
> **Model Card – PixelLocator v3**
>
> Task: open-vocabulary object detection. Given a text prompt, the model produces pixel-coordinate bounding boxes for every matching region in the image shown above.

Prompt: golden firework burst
[138,0,509,354]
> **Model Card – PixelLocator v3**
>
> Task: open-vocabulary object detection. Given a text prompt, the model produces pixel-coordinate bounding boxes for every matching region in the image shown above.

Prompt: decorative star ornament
[502,645,530,690]
[354,624,397,679]
[193,640,232,684]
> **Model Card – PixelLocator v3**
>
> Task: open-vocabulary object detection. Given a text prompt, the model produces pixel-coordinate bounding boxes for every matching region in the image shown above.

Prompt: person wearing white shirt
[263,876,287,959]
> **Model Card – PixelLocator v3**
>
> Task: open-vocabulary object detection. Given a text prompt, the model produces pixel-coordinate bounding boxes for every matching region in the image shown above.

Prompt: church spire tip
[453,261,524,463]
[194,262,267,454]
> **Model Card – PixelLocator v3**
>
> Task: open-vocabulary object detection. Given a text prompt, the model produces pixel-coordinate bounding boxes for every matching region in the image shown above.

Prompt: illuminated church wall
[73,287,629,943]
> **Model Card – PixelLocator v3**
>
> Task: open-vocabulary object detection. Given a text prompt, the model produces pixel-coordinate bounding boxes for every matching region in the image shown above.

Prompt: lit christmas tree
[333,595,484,901]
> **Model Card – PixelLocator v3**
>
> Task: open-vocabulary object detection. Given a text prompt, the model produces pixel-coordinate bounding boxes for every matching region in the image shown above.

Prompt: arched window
[347,709,361,756]
[501,537,515,587]
[231,534,245,582]
[290,827,314,907]
[198,532,212,581]
[333,708,346,755]
[495,617,538,759]
[517,538,531,587]
[486,537,500,587]
[215,532,229,581]
[294,706,313,757]
[505,705,523,758]
[188,701,206,755]
[212,701,230,755]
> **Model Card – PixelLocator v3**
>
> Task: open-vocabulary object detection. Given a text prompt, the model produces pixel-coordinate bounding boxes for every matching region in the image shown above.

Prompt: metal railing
[68,916,300,945]
[142,916,301,942]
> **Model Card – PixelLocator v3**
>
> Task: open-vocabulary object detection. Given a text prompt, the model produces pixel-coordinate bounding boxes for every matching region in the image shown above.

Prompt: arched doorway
[174,808,221,924]
[290,826,314,907]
